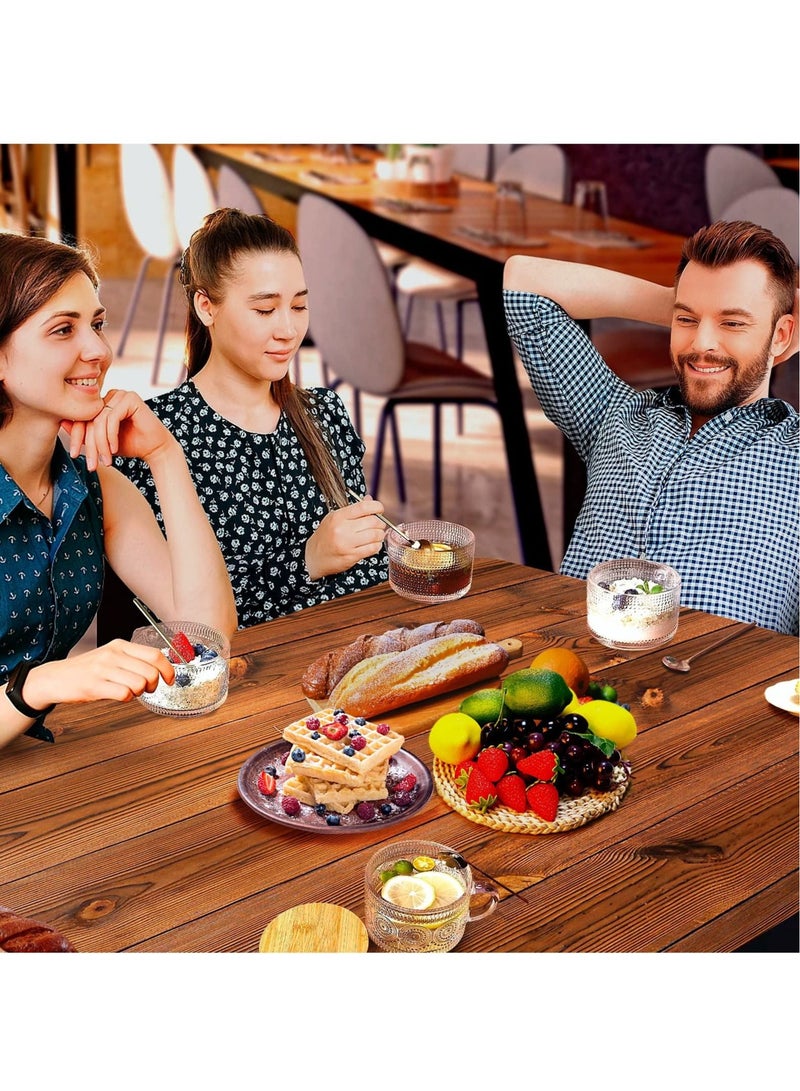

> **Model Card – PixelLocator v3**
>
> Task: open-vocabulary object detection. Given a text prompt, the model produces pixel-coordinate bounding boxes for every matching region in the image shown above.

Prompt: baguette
[328,631,509,718]
[300,619,484,701]
[0,906,76,952]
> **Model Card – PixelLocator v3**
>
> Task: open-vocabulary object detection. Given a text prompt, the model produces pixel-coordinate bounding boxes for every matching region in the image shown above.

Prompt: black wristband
[5,660,56,744]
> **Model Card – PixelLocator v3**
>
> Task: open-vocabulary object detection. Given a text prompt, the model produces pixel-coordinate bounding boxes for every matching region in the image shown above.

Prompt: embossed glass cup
[386,520,475,603]
[364,839,499,953]
[131,621,230,717]
[587,558,681,652]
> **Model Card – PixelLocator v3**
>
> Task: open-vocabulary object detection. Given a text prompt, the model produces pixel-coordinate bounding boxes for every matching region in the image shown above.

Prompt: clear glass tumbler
[386,520,475,603]
[131,620,230,717]
[364,839,498,953]
[586,558,681,652]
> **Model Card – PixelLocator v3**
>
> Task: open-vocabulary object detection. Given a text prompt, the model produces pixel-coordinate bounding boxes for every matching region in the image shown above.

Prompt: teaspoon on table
[662,622,756,673]
[345,487,443,552]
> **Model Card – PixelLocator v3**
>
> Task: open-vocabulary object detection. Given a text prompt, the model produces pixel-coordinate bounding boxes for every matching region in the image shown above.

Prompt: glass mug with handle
[364,839,499,952]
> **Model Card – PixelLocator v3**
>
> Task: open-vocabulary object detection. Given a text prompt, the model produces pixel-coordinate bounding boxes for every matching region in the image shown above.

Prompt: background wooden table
[0,559,796,953]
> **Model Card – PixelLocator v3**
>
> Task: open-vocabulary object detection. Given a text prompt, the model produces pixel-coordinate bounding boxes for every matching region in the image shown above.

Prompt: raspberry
[305,716,320,730]
[350,735,367,751]
[355,802,376,821]
[377,723,390,735]
[393,791,414,808]
[392,773,417,794]
[335,712,349,725]
[281,796,301,817]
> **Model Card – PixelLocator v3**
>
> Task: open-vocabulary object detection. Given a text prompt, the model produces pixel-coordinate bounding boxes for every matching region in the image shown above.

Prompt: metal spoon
[132,597,190,664]
[662,622,756,672]
[345,487,442,552]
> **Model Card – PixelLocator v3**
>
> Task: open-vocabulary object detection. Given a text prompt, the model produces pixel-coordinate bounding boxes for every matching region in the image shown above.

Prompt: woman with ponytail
[115,208,388,628]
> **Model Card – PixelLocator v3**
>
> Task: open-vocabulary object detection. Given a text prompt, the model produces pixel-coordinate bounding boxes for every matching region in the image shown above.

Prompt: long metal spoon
[662,622,756,673]
[345,487,441,552]
[132,597,190,665]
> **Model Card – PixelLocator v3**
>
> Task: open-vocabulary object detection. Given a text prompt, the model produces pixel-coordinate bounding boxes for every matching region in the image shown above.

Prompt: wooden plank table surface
[1,558,796,953]
[195,144,690,572]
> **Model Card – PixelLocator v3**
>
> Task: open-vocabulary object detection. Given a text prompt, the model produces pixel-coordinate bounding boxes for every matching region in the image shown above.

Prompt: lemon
[428,712,482,764]
[381,874,436,910]
[459,688,506,727]
[561,688,582,715]
[503,668,571,719]
[581,700,637,749]
[412,855,436,872]
[418,870,465,908]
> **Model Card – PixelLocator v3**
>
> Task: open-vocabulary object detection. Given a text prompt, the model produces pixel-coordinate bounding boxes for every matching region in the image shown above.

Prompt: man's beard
[671,336,772,417]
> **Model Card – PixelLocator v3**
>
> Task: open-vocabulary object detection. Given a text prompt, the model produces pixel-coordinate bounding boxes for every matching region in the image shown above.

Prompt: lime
[379,868,397,884]
[418,870,465,908]
[412,855,436,872]
[503,668,571,719]
[393,859,414,875]
[600,684,618,702]
[381,874,436,910]
[581,700,637,748]
[428,712,482,765]
[459,688,506,727]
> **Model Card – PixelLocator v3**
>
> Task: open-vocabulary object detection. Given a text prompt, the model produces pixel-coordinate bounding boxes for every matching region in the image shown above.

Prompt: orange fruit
[529,648,590,698]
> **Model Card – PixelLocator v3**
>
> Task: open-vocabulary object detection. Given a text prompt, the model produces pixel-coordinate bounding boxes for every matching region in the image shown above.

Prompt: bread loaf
[328,632,509,718]
[0,906,76,952]
[301,619,484,701]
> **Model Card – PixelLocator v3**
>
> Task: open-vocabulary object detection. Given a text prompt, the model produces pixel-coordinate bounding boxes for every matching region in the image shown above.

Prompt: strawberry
[463,766,498,812]
[516,751,559,781]
[322,720,349,741]
[257,770,277,796]
[454,759,476,788]
[526,781,560,822]
[392,773,417,794]
[476,746,509,783]
[168,631,196,664]
[496,773,527,813]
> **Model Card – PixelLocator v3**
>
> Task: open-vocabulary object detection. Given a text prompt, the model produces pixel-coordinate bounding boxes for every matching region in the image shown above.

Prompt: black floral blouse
[115,383,388,628]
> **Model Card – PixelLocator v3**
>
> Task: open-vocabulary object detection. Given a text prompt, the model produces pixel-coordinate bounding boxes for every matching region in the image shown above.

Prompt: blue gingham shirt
[504,290,799,636]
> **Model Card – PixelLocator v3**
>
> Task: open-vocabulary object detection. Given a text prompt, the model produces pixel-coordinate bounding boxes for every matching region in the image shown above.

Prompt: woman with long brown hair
[116,208,388,627]
[0,232,236,750]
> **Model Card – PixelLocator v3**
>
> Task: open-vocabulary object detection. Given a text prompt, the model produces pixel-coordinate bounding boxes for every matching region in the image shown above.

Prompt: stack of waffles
[282,708,404,814]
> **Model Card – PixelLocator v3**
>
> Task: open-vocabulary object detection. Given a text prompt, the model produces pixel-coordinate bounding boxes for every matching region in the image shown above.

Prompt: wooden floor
[74,272,566,650]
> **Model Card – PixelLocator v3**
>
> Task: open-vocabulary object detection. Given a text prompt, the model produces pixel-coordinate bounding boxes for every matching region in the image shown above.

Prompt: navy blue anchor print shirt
[0,442,104,681]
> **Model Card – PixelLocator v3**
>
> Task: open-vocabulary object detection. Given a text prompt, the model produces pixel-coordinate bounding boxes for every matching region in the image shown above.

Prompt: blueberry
[598,580,611,590]
[612,594,627,611]
[310,731,321,739]
[193,643,203,654]
[342,746,355,756]
[625,587,640,596]
[379,803,393,815]
[175,670,191,687]
[199,648,218,662]
[264,765,277,776]
[291,748,306,762]
[332,708,344,716]
[314,803,327,816]
[326,814,341,826]
[354,717,366,726]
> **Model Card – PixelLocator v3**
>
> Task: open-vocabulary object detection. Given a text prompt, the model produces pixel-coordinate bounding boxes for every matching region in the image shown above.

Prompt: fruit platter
[429,648,634,835]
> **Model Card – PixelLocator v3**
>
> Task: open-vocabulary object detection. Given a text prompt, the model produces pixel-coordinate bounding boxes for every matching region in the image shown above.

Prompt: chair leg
[150,262,178,388]
[403,295,414,336]
[435,302,448,353]
[388,404,406,503]
[370,404,391,498]
[117,254,150,356]
[432,403,443,518]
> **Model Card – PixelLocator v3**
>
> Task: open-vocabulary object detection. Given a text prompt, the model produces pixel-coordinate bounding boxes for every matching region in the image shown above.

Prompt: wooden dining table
[1,558,796,953]
[194,145,689,572]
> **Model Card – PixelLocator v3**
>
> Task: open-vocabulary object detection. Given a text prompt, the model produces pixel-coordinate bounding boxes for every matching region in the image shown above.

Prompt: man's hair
[677,220,797,322]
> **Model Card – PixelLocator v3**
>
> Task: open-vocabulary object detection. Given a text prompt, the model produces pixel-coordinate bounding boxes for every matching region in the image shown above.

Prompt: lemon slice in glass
[380,874,436,910]
[417,871,465,908]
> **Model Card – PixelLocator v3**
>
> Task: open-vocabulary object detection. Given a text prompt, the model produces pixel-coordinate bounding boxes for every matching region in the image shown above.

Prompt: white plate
[764,679,800,715]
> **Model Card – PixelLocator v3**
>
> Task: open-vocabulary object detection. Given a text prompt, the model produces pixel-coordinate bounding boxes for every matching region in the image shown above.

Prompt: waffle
[285,752,390,788]
[282,709,403,775]
[283,774,389,814]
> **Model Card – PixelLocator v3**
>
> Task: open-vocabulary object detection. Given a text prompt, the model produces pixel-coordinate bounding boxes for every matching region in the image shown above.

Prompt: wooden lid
[258,902,369,953]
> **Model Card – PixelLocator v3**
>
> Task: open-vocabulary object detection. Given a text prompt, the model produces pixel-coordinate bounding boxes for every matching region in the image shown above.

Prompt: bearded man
[503,219,799,634]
